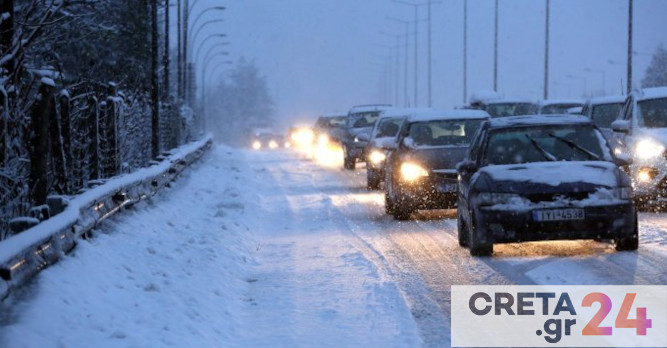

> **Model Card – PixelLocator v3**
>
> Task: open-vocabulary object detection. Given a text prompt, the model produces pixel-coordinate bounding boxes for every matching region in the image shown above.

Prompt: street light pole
[463,0,468,104]
[544,0,550,100]
[627,0,633,94]
[150,0,160,158]
[493,0,498,92]
[177,0,182,100]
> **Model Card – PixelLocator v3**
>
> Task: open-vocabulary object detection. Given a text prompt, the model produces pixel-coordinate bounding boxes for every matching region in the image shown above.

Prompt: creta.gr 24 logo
[451,285,666,347]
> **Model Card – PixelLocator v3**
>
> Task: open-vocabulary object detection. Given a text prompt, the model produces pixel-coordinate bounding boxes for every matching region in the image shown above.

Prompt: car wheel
[385,192,395,215]
[457,208,468,247]
[392,190,413,221]
[468,213,492,256]
[343,146,356,170]
[367,168,381,190]
[614,212,639,251]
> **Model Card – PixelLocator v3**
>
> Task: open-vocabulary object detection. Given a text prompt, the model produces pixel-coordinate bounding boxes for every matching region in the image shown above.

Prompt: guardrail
[0,136,213,301]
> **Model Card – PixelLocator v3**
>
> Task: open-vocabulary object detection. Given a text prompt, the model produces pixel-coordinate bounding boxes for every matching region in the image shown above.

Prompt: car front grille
[524,192,590,203]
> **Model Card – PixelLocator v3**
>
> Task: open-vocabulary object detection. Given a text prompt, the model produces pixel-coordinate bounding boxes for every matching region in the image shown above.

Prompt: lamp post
[194,35,228,68]
[386,17,412,106]
[463,0,468,103]
[183,3,226,104]
[394,1,429,106]
[190,18,225,50]
[627,0,633,94]
[544,0,550,100]
[494,0,498,92]
[189,33,227,104]
[201,53,231,130]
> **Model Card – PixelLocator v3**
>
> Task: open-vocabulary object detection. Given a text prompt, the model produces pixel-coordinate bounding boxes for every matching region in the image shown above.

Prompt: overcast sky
[186,0,667,128]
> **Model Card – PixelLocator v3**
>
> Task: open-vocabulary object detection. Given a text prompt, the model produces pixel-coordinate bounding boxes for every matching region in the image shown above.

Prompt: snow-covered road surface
[1,145,666,347]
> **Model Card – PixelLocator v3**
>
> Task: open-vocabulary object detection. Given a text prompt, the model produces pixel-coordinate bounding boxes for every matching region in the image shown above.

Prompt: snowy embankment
[0,137,213,301]
[0,146,421,347]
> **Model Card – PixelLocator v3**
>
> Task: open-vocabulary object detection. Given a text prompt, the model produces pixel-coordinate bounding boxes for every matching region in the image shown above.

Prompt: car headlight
[252,141,261,150]
[636,167,659,183]
[476,192,524,206]
[635,139,665,160]
[400,162,429,181]
[369,150,386,164]
[318,134,329,147]
[268,140,279,149]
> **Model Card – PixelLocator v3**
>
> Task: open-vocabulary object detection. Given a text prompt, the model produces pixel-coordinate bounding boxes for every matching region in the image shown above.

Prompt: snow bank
[0,136,213,300]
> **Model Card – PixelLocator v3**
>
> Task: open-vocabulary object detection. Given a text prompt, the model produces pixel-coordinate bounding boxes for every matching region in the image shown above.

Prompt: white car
[611,87,667,207]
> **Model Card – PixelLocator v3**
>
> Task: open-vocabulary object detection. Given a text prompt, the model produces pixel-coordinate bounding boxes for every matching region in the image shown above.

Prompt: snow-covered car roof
[635,86,667,101]
[484,98,535,105]
[348,104,393,114]
[585,95,626,105]
[468,90,502,104]
[535,98,585,106]
[485,114,593,129]
[379,107,435,119]
[407,109,490,123]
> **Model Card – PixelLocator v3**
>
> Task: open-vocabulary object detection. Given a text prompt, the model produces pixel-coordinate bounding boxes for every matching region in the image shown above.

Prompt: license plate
[438,184,458,192]
[532,209,584,222]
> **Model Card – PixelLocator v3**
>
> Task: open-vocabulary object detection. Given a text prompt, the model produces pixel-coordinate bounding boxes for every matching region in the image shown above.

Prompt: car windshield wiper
[525,134,557,161]
[547,133,600,160]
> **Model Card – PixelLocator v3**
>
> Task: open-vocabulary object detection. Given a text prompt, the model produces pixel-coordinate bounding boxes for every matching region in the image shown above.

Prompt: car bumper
[474,202,635,244]
[396,179,458,210]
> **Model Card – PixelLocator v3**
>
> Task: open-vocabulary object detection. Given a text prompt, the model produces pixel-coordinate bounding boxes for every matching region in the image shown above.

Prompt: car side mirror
[356,132,370,142]
[402,136,416,149]
[611,120,631,134]
[456,160,478,173]
[614,153,633,166]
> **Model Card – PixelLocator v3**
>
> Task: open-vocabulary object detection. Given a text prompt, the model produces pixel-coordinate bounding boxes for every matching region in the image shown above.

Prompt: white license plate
[532,209,585,222]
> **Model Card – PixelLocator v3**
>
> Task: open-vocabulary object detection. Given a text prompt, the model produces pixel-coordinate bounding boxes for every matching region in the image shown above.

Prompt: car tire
[393,205,412,220]
[457,208,468,247]
[343,146,356,170]
[614,212,639,251]
[367,168,381,190]
[468,213,492,256]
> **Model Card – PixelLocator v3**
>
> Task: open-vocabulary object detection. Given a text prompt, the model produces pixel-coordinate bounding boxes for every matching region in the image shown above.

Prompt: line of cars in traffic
[284,86,667,256]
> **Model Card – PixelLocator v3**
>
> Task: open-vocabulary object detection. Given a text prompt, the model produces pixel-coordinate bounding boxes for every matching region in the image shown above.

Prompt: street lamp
[201,54,231,129]
[190,18,225,49]
[194,35,228,67]
[189,33,227,102]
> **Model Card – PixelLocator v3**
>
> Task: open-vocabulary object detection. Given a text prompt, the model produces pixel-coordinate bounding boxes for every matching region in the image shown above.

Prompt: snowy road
[1,145,666,347]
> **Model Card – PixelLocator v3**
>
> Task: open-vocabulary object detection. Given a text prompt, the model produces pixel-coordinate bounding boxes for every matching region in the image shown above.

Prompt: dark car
[341,104,394,170]
[313,113,347,147]
[365,108,430,189]
[251,132,282,150]
[456,115,637,256]
[384,109,490,220]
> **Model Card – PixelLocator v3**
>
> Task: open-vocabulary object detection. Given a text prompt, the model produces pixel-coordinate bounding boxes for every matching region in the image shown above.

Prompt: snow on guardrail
[0,136,214,301]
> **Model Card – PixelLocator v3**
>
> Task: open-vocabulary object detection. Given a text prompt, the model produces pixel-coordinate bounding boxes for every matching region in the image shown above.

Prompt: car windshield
[374,117,404,138]
[316,116,346,128]
[638,97,667,128]
[407,119,483,147]
[591,102,623,128]
[540,103,583,114]
[349,111,380,128]
[484,102,535,117]
[483,124,610,165]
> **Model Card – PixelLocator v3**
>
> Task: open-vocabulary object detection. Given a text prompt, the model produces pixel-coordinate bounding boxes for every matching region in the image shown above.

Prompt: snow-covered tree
[642,44,667,88]
[207,58,274,144]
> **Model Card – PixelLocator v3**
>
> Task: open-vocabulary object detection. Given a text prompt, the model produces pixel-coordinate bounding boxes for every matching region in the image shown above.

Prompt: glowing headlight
[635,139,665,160]
[317,134,329,147]
[369,150,386,164]
[636,167,658,183]
[252,141,261,150]
[400,162,429,181]
[268,140,279,149]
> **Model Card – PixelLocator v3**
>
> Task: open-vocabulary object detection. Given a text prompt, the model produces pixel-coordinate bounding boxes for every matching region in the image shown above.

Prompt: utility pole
[177,0,182,100]
[543,0,550,100]
[151,0,161,158]
[493,0,498,92]
[627,0,633,94]
[183,0,189,104]
[163,0,170,101]
[463,0,468,104]
[427,1,432,106]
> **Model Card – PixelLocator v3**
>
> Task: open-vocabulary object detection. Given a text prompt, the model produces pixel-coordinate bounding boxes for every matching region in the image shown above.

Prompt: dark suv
[457,115,637,256]
[384,109,489,220]
[341,104,393,170]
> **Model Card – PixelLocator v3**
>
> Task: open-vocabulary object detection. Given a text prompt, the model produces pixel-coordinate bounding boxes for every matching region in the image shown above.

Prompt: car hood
[475,161,620,194]
[405,147,469,170]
